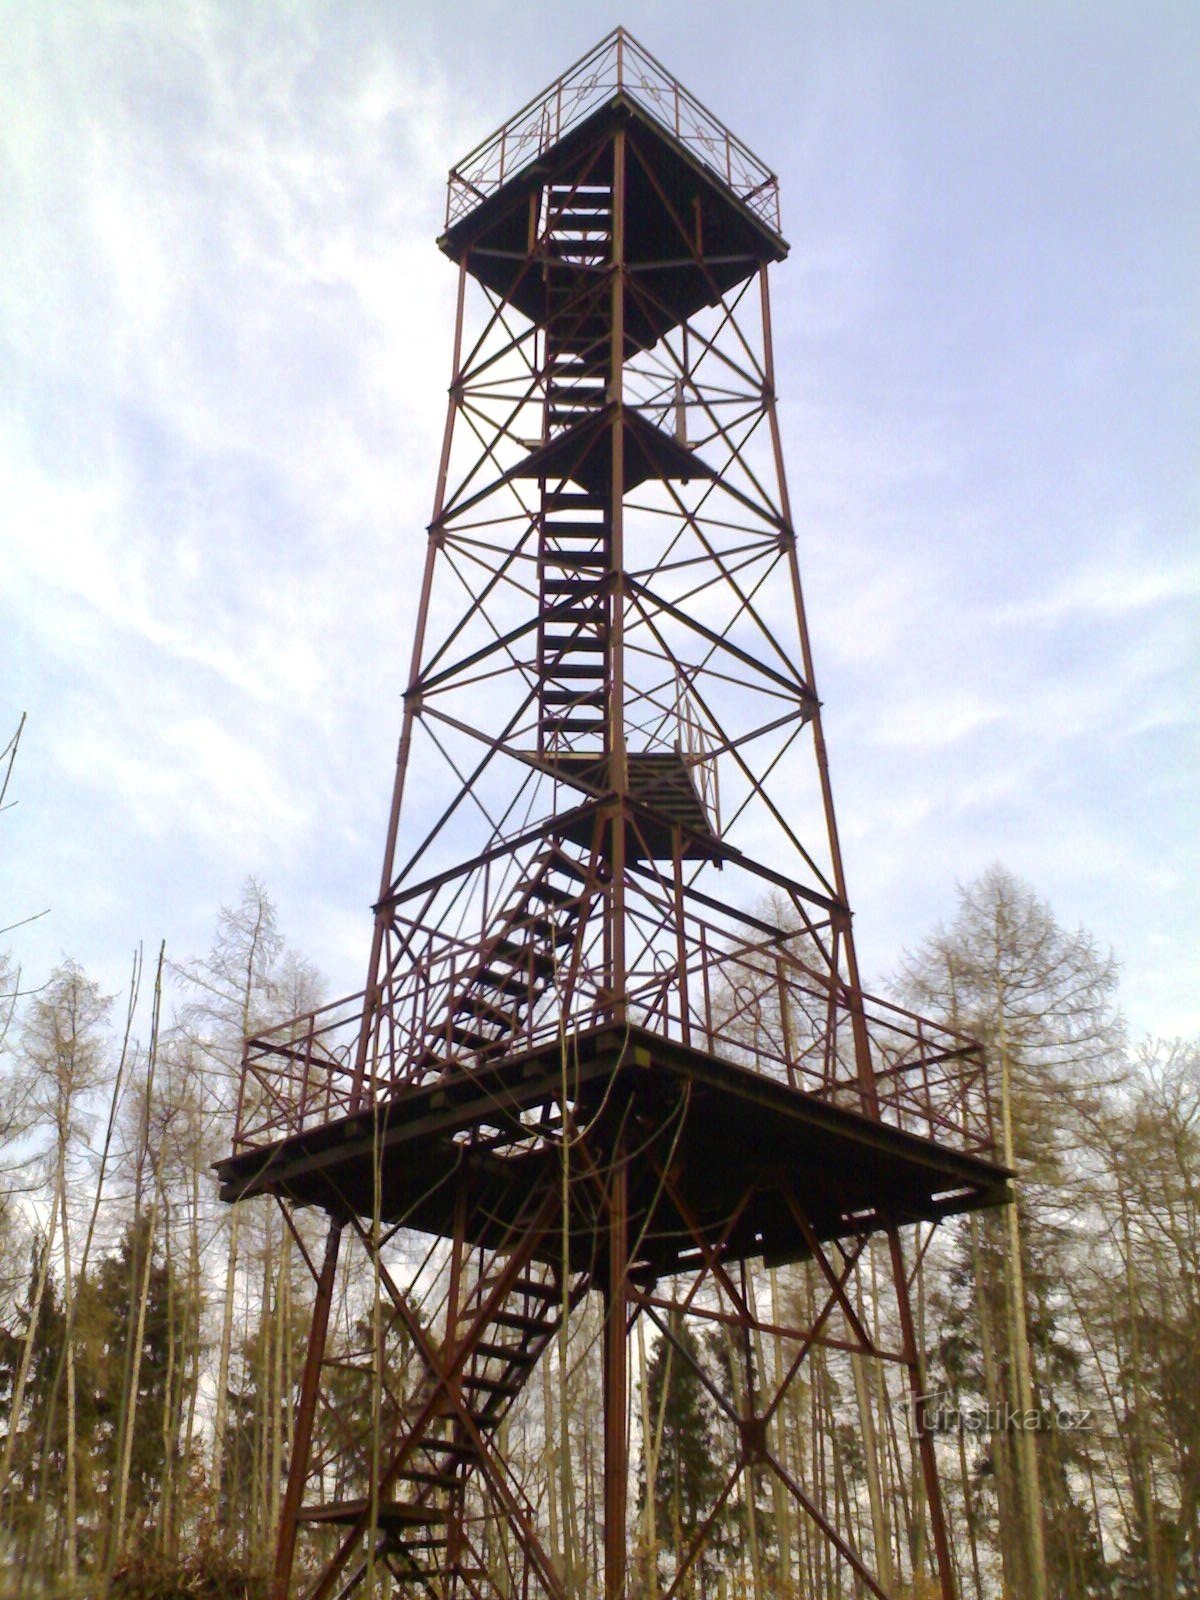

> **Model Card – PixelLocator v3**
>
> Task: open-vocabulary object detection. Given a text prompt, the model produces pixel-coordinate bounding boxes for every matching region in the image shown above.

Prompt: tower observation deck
[217,29,1009,1600]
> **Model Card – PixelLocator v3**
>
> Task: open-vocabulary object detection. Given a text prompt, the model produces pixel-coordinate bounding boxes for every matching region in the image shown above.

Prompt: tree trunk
[110,1193,158,1572]
[0,1189,59,1523]
[996,1024,1049,1600]
[60,1152,78,1593]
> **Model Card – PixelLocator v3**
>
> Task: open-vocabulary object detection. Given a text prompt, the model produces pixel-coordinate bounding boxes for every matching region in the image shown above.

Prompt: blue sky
[3,1,1197,1041]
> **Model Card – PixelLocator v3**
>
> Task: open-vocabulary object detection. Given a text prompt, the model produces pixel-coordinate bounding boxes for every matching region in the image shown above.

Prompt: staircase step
[541,539,608,555]
[507,1274,560,1302]
[550,363,611,380]
[540,661,606,679]
[545,239,608,257]
[474,1273,559,1307]
[499,918,573,955]
[541,654,608,671]
[545,358,600,377]
[546,397,606,415]
[462,1372,522,1398]
[547,379,606,397]
[544,649,604,668]
[548,342,607,361]
[654,793,702,815]
[492,940,556,975]
[486,1307,560,1334]
[537,847,591,882]
[471,965,528,998]
[544,492,603,509]
[548,200,612,213]
[546,376,604,393]
[472,1338,538,1363]
[449,1023,493,1050]
[297,1499,446,1527]
[542,577,606,596]
[542,519,609,537]
[396,1465,460,1490]
[414,1048,450,1076]
[523,914,579,945]
[548,410,601,428]
[545,413,604,431]
[546,242,610,258]
[542,633,608,652]
[543,601,608,622]
[539,554,607,571]
[540,688,606,708]
[453,994,518,1030]
[542,716,606,734]
[422,1437,482,1459]
[522,878,578,907]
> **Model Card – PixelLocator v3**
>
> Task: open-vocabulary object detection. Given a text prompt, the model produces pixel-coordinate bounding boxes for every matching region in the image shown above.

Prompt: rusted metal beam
[223,40,1007,1597]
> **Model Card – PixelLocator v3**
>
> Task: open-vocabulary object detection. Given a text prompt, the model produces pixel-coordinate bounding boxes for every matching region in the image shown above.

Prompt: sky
[2,0,1197,1045]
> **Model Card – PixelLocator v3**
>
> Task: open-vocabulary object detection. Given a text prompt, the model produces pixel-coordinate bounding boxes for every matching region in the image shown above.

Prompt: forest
[0,712,1196,1600]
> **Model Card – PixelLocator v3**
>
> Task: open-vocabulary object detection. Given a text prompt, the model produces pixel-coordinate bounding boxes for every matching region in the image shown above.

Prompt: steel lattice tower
[218,30,1009,1600]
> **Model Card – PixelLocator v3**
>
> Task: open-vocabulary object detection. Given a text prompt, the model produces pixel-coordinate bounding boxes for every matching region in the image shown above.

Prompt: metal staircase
[538,181,613,756]
[417,844,593,1081]
[302,1208,590,1595]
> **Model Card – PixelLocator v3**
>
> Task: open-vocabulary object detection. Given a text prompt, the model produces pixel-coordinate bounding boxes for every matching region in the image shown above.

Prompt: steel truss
[217,29,1009,1600]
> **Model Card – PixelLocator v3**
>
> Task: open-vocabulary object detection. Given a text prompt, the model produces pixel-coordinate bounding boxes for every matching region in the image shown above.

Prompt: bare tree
[7,960,110,1584]
[899,864,1124,1600]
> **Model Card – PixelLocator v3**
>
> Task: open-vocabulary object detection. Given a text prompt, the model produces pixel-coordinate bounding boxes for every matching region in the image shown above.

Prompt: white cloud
[998,550,1200,626]
[870,690,1003,752]
[1,0,1195,1051]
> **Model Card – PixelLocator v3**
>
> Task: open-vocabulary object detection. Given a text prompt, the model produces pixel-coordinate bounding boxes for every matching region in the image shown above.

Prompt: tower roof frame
[445,25,782,235]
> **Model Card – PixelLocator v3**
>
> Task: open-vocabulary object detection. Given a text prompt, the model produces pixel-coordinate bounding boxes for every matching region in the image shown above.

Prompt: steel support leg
[274,1218,343,1600]
[887,1221,957,1600]
[603,1149,629,1600]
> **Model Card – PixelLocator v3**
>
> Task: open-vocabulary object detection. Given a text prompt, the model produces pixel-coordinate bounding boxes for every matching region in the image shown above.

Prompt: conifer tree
[899,865,1124,1600]
[638,1313,730,1597]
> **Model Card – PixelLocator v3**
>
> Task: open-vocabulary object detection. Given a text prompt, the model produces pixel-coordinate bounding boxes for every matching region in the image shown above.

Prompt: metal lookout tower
[217,30,1009,1600]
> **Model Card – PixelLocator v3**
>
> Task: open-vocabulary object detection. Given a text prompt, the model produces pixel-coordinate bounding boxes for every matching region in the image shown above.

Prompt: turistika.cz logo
[915,1393,1093,1434]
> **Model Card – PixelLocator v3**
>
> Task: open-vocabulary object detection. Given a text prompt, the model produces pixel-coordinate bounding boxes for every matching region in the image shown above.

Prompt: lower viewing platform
[214,1023,1010,1275]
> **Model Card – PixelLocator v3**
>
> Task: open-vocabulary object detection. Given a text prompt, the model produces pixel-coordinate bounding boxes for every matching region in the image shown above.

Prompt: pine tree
[638,1312,731,1597]
[899,865,1124,1600]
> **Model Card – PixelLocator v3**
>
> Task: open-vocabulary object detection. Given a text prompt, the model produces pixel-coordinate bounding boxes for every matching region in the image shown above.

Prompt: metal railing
[622,667,721,838]
[233,882,991,1165]
[673,675,720,838]
[446,28,781,234]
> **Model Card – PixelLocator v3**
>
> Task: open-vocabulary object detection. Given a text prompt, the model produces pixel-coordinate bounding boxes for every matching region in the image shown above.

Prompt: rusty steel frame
[218,32,1010,1600]
[445,28,780,233]
[258,1099,983,1600]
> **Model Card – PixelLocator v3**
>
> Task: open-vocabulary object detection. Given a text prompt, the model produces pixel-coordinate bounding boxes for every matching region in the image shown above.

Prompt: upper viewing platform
[443,26,783,237]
